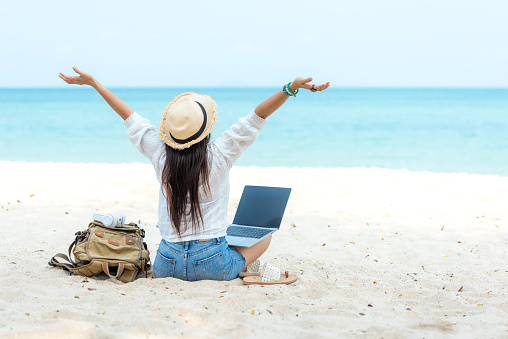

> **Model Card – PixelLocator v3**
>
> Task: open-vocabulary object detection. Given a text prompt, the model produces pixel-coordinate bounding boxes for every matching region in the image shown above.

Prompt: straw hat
[159,92,218,150]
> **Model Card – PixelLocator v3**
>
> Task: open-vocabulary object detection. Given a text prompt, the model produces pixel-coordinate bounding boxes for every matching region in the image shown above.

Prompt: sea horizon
[2,85,508,90]
[1,87,507,176]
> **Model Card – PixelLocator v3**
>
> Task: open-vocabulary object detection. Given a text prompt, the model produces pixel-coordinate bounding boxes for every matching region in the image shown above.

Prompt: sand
[0,161,507,338]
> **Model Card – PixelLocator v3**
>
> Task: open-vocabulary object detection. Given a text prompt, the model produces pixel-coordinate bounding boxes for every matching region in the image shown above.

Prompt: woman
[59,67,330,283]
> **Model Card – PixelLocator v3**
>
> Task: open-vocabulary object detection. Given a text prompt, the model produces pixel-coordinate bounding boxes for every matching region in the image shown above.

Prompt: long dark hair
[161,136,211,238]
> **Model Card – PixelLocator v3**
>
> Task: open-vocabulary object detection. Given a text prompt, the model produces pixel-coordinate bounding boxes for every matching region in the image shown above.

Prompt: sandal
[239,259,266,277]
[241,260,297,285]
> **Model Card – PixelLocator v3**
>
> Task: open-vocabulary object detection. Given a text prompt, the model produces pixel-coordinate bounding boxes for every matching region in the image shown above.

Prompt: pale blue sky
[1,0,507,87]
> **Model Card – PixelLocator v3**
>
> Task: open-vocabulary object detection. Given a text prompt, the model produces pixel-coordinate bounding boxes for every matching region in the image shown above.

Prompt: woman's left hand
[290,77,330,92]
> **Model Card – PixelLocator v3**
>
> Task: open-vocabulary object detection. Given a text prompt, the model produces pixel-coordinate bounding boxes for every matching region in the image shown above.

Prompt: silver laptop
[226,185,291,248]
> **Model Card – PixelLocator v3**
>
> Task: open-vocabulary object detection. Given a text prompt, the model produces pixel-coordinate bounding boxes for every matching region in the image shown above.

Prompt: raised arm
[254,77,330,119]
[59,67,134,121]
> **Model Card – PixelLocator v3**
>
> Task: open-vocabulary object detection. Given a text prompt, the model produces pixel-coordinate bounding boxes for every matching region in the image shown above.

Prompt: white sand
[0,161,507,338]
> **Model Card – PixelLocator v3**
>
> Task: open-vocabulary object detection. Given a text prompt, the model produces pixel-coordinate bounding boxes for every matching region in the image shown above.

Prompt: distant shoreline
[1,160,506,178]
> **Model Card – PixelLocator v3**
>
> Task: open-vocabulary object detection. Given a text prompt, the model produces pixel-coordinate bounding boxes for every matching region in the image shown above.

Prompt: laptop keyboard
[227,226,273,239]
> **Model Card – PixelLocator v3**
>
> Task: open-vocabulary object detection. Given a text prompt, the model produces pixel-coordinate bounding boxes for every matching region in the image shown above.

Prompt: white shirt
[124,110,267,242]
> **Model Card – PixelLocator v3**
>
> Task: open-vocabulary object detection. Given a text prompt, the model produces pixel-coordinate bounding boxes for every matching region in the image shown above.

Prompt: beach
[0,161,507,338]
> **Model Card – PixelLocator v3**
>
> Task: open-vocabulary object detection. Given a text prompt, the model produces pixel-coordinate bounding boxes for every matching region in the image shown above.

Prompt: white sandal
[239,259,265,277]
[240,260,297,285]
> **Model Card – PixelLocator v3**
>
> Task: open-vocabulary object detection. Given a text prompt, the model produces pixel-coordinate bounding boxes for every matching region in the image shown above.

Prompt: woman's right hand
[59,67,97,87]
[290,77,330,92]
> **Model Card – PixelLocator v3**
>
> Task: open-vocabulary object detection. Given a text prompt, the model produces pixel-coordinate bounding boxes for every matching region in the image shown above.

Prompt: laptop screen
[232,185,291,229]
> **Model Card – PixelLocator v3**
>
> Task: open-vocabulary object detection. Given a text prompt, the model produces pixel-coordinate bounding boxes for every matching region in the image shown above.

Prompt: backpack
[49,221,150,283]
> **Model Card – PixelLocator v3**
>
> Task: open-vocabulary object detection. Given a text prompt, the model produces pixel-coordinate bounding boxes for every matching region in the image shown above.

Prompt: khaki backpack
[50,221,150,283]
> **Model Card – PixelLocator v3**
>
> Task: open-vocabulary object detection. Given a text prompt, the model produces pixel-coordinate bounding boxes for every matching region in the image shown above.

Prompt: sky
[1,0,507,88]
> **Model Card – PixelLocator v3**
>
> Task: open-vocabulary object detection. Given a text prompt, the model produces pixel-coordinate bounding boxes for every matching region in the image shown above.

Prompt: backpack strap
[66,239,79,265]
[49,233,81,268]
[71,261,104,277]
[49,253,75,271]
[102,262,124,279]
[102,262,138,283]
[48,254,103,278]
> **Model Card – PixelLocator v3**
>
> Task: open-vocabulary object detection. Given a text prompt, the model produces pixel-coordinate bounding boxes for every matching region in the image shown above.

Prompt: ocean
[1,88,507,176]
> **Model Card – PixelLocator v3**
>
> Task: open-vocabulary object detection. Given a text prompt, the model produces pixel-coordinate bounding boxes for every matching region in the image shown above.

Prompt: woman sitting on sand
[59,67,329,283]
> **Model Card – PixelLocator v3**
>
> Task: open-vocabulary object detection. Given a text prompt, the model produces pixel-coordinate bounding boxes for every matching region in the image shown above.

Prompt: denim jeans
[153,237,246,281]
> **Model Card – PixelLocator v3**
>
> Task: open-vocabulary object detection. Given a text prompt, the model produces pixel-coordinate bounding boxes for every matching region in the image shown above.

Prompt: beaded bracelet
[283,82,299,97]
[282,84,290,96]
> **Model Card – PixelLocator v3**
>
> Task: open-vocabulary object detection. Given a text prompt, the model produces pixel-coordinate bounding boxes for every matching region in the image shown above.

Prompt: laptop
[226,185,291,248]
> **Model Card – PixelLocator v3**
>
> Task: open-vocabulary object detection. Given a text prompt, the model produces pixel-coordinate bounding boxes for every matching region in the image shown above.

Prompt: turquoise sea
[1,88,507,176]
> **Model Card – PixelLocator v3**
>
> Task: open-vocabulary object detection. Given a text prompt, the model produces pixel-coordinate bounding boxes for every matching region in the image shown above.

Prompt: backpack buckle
[74,230,87,240]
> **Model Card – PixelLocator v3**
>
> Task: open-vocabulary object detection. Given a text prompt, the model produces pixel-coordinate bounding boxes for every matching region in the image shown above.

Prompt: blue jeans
[153,237,246,281]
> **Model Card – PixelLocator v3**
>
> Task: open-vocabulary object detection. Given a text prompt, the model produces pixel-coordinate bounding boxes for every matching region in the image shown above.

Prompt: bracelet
[283,82,298,97]
[287,82,298,96]
[282,84,290,96]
